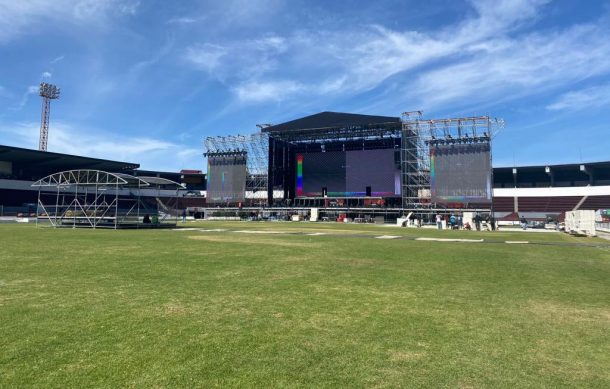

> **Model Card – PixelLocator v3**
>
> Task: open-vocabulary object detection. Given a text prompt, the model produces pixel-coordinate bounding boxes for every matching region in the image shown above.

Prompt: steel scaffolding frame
[32,170,184,229]
[204,132,269,195]
[401,113,504,208]
[203,112,502,211]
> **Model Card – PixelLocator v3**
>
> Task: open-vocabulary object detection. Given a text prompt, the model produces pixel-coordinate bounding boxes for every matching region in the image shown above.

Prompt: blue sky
[1,0,609,171]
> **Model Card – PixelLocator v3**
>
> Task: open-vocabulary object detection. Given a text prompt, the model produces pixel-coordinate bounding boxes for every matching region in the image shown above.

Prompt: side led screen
[430,143,492,204]
[206,154,247,204]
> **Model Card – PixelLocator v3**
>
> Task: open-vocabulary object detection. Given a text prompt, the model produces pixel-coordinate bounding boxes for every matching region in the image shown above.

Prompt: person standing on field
[520,216,528,230]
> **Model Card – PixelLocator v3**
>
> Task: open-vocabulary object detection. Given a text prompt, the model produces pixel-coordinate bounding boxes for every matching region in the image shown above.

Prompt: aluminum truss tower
[204,132,269,195]
[401,113,504,208]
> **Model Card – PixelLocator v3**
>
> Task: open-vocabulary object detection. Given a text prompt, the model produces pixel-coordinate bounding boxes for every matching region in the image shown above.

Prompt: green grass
[1,221,609,387]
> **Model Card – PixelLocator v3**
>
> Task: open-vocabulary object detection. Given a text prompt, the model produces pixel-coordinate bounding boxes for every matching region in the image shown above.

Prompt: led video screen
[430,143,492,204]
[296,149,400,197]
[206,154,247,204]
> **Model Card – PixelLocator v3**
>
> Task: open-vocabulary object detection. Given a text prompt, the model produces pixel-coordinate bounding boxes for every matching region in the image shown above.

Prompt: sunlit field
[1,221,609,387]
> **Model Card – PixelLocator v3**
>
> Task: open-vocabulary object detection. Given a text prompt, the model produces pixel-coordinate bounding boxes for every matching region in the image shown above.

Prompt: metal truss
[266,123,402,143]
[204,132,269,193]
[401,112,504,208]
[32,170,184,229]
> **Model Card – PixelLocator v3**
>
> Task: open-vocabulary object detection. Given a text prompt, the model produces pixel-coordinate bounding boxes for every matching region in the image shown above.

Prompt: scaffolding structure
[201,111,503,211]
[401,113,504,208]
[32,170,185,229]
[204,132,269,196]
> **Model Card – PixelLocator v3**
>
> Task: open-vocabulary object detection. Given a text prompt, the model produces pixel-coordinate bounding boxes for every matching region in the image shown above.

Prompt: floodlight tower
[38,82,60,151]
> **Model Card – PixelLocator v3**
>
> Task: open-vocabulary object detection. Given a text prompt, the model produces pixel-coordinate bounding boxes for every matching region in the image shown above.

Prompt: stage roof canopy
[32,170,184,189]
[262,111,401,133]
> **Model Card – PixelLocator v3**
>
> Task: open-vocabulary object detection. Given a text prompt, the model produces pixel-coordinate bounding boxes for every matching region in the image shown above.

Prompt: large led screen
[430,143,492,204]
[206,154,247,204]
[296,149,400,197]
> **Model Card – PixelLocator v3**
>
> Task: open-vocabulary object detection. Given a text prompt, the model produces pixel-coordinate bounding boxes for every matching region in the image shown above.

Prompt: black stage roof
[0,144,139,180]
[262,111,401,133]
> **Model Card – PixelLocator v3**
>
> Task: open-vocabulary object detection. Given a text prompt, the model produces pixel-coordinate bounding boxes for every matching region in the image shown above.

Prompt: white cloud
[50,55,65,64]
[42,72,52,78]
[0,0,140,43]
[546,83,610,111]
[167,16,205,25]
[409,23,610,108]
[184,34,287,83]
[8,85,39,111]
[128,38,174,78]
[183,0,562,104]
[0,121,202,171]
[185,44,229,73]
[233,80,305,102]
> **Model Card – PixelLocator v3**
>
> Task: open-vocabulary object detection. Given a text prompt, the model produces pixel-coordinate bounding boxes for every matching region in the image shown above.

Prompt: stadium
[2,111,610,232]
[2,1,610,384]
[2,108,610,386]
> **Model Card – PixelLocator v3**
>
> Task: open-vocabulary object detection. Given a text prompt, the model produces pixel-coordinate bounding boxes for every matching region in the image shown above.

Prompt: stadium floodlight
[39,82,60,99]
[38,82,60,151]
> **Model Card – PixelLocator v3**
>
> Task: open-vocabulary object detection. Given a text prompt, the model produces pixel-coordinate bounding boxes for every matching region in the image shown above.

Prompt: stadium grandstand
[492,161,610,223]
[0,144,206,216]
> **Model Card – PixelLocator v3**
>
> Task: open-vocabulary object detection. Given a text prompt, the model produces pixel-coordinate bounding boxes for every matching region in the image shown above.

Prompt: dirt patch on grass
[528,300,610,324]
[389,350,426,361]
[159,302,194,316]
[187,235,319,248]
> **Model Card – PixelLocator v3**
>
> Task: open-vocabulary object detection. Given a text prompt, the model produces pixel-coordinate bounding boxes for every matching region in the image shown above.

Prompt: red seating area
[492,195,610,213]
[491,197,514,212]
[579,195,610,210]
[515,196,581,212]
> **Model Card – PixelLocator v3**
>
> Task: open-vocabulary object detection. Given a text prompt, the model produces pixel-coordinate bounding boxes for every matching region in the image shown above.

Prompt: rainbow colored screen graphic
[296,154,304,196]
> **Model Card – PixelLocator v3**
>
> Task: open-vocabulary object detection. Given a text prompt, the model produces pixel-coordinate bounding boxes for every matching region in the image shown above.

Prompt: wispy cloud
[0,0,140,43]
[182,0,563,105]
[0,121,201,171]
[167,16,205,25]
[128,37,175,78]
[185,43,229,73]
[184,35,287,82]
[179,0,610,114]
[409,23,610,110]
[50,55,65,64]
[546,83,610,111]
[233,80,305,103]
[9,86,39,111]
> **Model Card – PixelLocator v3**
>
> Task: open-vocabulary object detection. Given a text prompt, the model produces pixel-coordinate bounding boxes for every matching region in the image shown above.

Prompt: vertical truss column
[401,111,430,209]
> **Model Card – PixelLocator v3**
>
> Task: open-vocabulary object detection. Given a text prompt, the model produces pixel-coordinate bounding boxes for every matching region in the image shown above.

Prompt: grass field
[1,221,609,387]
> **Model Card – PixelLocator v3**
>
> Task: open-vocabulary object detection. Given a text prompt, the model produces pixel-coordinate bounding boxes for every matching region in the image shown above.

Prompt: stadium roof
[262,111,401,133]
[0,144,139,179]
